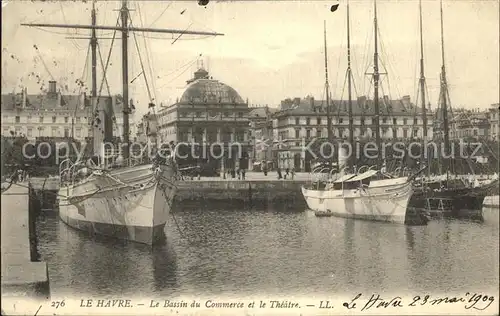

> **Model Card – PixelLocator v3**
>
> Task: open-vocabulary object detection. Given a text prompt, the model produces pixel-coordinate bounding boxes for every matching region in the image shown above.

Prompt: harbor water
[32,204,498,299]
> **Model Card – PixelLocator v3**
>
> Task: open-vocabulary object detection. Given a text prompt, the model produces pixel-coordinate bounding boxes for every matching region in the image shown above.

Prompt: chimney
[357,96,367,111]
[80,93,85,109]
[293,97,301,106]
[383,95,390,105]
[310,96,315,107]
[22,87,27,108]
[49,81,57,94]
[401,95,411,109]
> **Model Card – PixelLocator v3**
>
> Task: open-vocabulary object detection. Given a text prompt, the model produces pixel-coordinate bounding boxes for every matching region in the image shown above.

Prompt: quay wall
[1,184,50,314]
[29,177,310,206]
[175,180,308,205]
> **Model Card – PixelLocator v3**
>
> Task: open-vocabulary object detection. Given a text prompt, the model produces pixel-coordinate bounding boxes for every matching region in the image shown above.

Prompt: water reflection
[34,206,498,298]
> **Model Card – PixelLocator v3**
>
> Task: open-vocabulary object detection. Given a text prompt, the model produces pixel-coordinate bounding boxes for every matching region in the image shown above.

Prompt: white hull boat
[303,170,427,225]
[58,161,177,245]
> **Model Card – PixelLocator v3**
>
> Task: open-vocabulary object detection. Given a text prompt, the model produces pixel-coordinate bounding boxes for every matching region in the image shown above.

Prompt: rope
[137,2,158,103]
[129,17,153,103]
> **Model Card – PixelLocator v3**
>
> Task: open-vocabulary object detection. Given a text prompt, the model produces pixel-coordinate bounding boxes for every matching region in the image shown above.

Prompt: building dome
[179,68,245,104]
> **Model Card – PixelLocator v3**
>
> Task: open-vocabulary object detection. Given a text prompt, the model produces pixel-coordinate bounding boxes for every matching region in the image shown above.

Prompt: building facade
[270,95,434,171]
[1,81,136,142]
[248,105,278,170]
[449,108,490,140]
[156,68,251,169]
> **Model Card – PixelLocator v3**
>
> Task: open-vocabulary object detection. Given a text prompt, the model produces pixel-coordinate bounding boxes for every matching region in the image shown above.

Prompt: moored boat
[303,170,427,225]
[24,0,222,245]
[58,156,177,245]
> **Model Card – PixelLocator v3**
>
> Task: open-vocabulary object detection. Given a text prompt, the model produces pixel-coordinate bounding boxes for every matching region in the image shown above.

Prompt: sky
[1,0,499,117]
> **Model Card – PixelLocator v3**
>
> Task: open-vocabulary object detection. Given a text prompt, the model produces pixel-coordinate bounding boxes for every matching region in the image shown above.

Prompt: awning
[334,174,356,183]
[347,170,378,182]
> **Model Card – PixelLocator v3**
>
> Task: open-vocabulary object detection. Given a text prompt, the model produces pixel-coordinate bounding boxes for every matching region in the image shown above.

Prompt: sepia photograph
[1,0,499,315]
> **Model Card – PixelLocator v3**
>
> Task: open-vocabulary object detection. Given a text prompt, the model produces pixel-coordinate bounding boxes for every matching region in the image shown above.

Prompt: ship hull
[57,164,176,245]
[302,180,417,224]
[409,181,499,211]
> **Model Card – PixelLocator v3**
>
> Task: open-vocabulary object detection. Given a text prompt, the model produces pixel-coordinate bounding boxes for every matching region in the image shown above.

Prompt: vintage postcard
[1,0,499,315]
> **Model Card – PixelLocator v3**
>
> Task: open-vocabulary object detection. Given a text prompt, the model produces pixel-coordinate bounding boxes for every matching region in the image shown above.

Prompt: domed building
[157,67,251,170]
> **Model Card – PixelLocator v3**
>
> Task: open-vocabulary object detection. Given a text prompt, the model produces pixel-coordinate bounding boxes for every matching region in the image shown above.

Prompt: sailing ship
[302,0,428,225]
[407,0,498,215]
[22,1,223,244]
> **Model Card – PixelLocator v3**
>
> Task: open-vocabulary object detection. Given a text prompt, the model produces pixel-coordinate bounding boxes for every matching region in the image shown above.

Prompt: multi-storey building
[450,108,490,140]
[156,67,251,169]
[271,95,434,171]
[248,105,278,170]
[0,81,136,142]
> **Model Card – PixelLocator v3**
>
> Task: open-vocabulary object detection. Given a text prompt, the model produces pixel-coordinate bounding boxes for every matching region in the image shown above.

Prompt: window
[306,118,310,125]
[76,117,81,123]
[224,112,229,117]
[306,129,311,138]
[414,118,418,125]
[15,116,20,123]
[181,112,187,117]
[382,118,387,124]
[51,127,58,137]
[403,118,408,125]
[403,129,408,138]
[76,129,81,138]
[27,115,32,122]
[64,117,69,123]
[295,129,300,138]
[393,118,397,125]
[295,117,300,125]
[360,118,365,125]
[196,112,202,118]
[317,117,321,125]
[236,131,245,142]
[339,118,343,124]
[64,128,69,137]
[238,112,243,118]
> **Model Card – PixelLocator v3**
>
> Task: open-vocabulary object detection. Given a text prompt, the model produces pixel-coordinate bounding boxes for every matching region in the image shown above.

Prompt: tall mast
[121,0,130,160]
[91,1,97,104]
[372,0,381,169]
[22,1,224,162]
[347,0,354,169]
[324,20,333,166]
[418,0,428,173]
[90,0,98,154]
[439,0,450,172]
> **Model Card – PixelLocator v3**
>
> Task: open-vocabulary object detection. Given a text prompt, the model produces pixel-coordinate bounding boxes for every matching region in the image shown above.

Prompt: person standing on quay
[277,167,282,179]
[241,168,246,180]
[291,168,295,180]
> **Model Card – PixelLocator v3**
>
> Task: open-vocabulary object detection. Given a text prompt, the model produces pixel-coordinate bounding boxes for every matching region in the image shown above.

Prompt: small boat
[314,209,334,217]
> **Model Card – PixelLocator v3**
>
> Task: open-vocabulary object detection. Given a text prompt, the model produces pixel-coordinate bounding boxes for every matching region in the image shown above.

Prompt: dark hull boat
[409,178,499,219]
